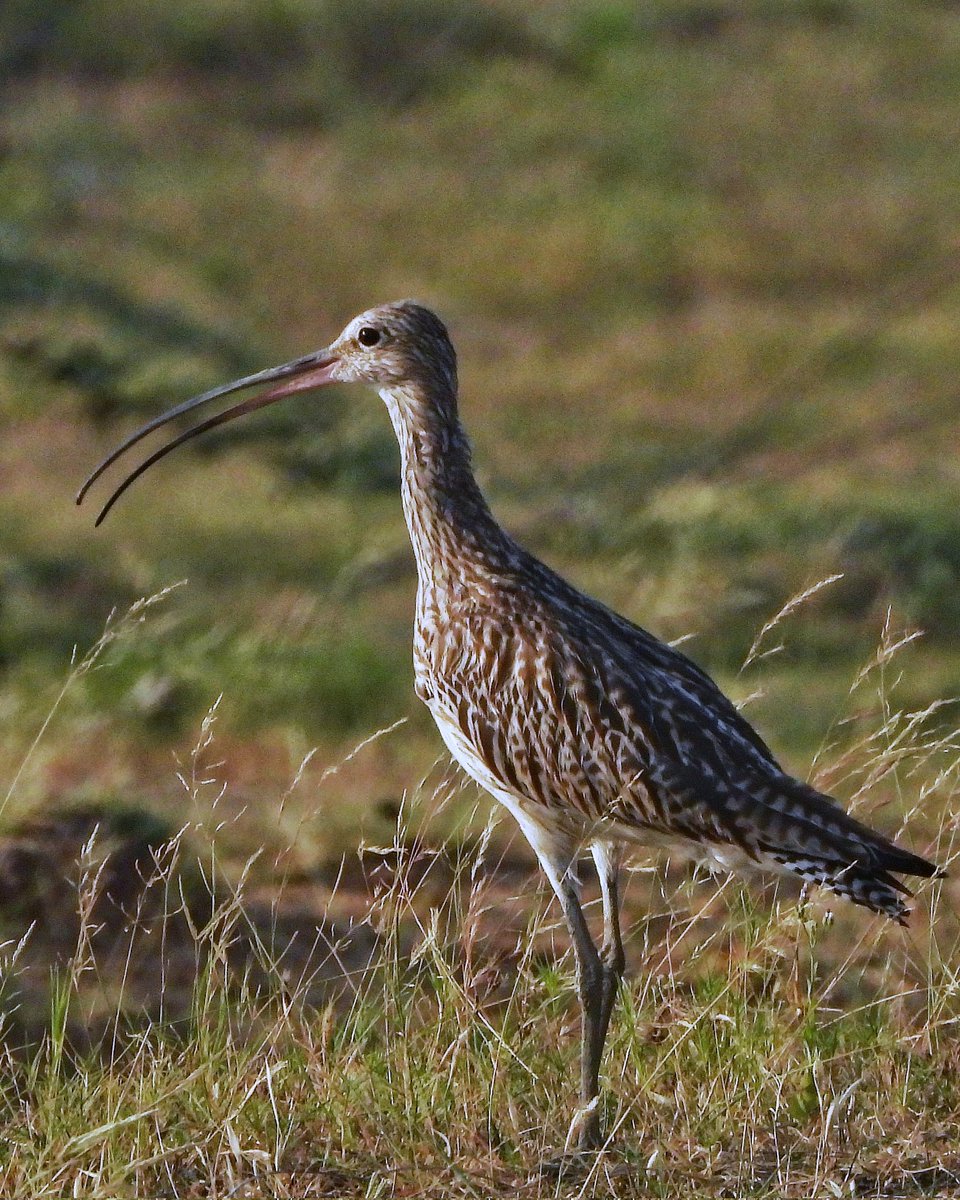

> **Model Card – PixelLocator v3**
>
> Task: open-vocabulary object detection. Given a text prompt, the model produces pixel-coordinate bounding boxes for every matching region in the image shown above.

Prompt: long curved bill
[76,348,339,526]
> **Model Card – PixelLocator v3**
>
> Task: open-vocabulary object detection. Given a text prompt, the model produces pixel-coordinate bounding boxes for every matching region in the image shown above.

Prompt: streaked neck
[380,383,510,592]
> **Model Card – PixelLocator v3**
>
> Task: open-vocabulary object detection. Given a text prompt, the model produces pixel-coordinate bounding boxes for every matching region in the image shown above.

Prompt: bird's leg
[515,821,609,1152]
[553,868,607,1150]
[591,842,625,1057]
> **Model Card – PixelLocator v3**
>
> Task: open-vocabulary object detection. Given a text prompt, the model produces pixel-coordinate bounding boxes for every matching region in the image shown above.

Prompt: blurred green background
[1,0,958,863]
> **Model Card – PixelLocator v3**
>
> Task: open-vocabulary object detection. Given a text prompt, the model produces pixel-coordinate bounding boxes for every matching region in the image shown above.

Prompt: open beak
[76,348,340,525]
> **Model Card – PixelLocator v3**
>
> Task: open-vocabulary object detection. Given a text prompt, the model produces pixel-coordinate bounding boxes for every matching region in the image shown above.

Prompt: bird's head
[328,301,457,392]
[76,300,457,524]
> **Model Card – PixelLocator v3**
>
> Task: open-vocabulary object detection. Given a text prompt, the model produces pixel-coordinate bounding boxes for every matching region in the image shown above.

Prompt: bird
[77,300,939,1151]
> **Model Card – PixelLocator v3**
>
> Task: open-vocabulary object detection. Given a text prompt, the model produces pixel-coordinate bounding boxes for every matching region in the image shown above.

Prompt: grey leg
[554,868,606,1150]
[510,816,610,1151]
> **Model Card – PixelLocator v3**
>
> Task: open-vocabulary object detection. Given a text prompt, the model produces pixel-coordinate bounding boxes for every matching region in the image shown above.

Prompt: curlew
[78,301,938,1150]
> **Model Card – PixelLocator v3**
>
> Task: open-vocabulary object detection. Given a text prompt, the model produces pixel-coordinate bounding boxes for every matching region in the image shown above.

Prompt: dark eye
[357,326,382,348]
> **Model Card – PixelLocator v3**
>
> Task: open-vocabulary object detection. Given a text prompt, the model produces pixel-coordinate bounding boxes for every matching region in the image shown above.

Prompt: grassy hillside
[1,1,959,1194]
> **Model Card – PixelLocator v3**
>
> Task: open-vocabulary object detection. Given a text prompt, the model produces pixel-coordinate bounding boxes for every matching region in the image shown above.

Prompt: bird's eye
[357,326,382,348]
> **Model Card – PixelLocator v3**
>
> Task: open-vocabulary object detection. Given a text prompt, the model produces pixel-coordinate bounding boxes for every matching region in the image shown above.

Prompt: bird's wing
[428,600,761,839]
[433,593,935,920]
[555,594,938,917]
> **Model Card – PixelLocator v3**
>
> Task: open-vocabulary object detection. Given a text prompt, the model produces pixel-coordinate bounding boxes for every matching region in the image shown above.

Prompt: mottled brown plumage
[79,299,939,1151]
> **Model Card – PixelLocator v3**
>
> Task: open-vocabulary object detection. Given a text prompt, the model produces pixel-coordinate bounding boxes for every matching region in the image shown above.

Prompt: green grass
[0,821,953,1198]
[1,0,960,1193]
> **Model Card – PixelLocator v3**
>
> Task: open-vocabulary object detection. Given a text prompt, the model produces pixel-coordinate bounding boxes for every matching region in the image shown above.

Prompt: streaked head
[328,301,457,392]
[76,300,457,524]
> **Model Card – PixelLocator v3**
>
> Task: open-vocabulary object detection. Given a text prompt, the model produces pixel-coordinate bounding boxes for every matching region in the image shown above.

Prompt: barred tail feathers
[749,777,939,923]
[763,850,912,923]
[642,757,939,922]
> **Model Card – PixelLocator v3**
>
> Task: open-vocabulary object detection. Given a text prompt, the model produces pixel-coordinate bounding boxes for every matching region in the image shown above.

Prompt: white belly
[426,699,575,871]
[428,700,516,808]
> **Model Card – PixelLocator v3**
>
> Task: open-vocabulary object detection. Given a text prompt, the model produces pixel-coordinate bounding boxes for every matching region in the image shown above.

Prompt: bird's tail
[764,848,928,924]
[752,778,941,924]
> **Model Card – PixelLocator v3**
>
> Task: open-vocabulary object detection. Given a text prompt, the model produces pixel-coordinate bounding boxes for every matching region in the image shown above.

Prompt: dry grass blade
[740,575,845,675]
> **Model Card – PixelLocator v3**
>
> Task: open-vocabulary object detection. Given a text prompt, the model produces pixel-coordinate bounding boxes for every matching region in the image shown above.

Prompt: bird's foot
[527,1101,606,1182]
[535,1150,595,1183]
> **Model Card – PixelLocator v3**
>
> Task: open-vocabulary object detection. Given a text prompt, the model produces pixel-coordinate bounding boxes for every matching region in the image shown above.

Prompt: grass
[0,591,955,1197]
[2,0,960,1192]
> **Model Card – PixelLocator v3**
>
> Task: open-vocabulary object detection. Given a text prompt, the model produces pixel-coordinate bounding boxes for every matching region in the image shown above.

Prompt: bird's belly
[428,700,518,808]
[427,699,763,876]
[608,820,758,873]
[425,698,574,848]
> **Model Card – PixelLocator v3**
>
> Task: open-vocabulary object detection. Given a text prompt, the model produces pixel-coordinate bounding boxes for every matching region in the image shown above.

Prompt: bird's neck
[380,383,511,596]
